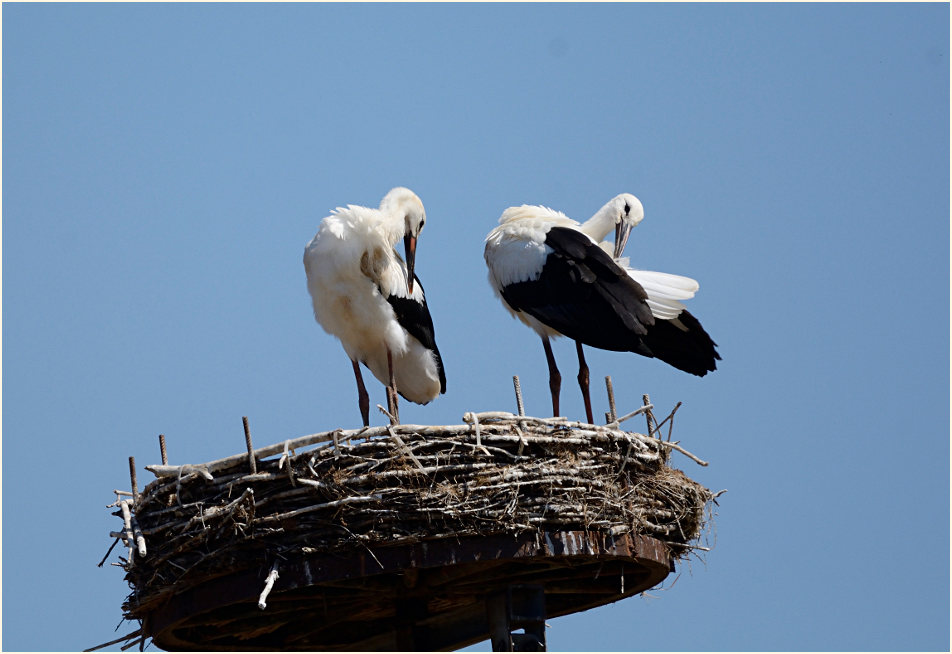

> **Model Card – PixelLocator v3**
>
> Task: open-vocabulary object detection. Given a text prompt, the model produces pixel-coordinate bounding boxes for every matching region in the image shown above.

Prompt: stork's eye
[624,202,631,214]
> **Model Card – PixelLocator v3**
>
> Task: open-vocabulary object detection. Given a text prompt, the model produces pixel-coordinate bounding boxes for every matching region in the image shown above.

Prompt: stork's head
[380,187,426,294]
[605,193,644,259]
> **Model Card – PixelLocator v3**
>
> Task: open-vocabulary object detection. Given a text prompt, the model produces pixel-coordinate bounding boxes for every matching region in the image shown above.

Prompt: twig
[119,501,136,559]
[257,563,280,610]
[97,537,121,568]
[463,411,569,426]
[128,457,139,504]
[513,375,525,416]
[199,487,255,522]
[605,376,617,422]
[666,401,682,442]
[278,440,296,485]
[472,412,482,447]
[242,416,257,475]
[655,439,709,467]
[335,522,385,570]
[376,404,397,424]
[106,489,133,509]
[130,515,147,557]
[145,463,214,480]
[604,404,653,429]
[644,401,682,440]
[642,394,657,440]
[298,478,330,490]
[388,427,426,472]
[83,628,142,652]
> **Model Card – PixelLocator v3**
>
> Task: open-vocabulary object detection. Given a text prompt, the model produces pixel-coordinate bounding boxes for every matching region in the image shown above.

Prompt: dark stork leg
[386,348,400,425]
[541,336,561,418]
[575,340,594,424]
[351,359,370,428]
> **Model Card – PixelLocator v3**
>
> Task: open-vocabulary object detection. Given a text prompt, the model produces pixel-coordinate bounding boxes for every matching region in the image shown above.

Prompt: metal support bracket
[487,584,546,652]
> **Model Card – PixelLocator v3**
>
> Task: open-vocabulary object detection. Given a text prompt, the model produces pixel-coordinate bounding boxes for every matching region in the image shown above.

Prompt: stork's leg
[575,340,594,424]
[351,359,370,427]
[386,348,400,425]
[541,336,561,418]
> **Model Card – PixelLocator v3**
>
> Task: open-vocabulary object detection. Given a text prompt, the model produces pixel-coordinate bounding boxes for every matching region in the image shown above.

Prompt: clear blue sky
[2,2,948,651]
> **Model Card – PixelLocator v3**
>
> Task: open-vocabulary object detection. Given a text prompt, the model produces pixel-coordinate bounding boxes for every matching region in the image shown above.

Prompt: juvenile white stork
[484,194,719,423]
[304,187,446,427]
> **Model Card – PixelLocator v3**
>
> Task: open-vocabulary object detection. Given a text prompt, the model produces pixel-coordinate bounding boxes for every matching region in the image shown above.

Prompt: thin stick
[120,501,136,557]
[282,440,296,485]
[388,427,426,472]
[257,562,280,610]
[190,487,254,525]
[242,416,257,475]
[376,403,397,424]
[97,537,121,568]
[605,376,617,422]
[659,440,709,467]
[159,434,168,465]
[642,394,656,439]
[644,401,682,440]
[512,375,525,417]
[128,457,139,504]
[83,629,142,652]
[131,515,147,557]
[472,412,482,447]
[148,464,214,481]
[666,401,682,442]
[604,404,653,428]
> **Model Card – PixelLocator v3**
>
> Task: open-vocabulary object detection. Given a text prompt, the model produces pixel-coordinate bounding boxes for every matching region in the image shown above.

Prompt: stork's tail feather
[641,309,720,376]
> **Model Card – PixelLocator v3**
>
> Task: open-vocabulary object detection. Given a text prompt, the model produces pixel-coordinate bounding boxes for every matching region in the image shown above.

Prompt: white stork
[304,187,446,427]
[484,194,719,423]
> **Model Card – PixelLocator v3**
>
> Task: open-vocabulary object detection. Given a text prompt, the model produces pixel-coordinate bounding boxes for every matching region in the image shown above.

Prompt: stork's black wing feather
[499,226,655,353]
[385,275,447,393]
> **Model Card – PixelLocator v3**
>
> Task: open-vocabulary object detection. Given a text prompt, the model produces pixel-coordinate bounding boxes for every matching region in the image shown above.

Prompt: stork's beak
[613,221,632,260]
[403,233,417,294]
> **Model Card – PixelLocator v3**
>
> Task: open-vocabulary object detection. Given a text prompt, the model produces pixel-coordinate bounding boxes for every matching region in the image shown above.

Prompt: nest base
[146,529,672,651]
[103,410,715,651]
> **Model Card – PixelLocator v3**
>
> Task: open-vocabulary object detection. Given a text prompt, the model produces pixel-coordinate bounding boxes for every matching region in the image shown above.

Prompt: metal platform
[146,529,673,651]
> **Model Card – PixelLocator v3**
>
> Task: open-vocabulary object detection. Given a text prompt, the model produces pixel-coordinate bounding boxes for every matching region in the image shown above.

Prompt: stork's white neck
[376,210,405,247]
[579,200,618,242]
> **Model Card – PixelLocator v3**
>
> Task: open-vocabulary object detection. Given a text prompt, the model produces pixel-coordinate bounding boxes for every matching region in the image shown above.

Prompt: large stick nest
[113,410,715,625]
